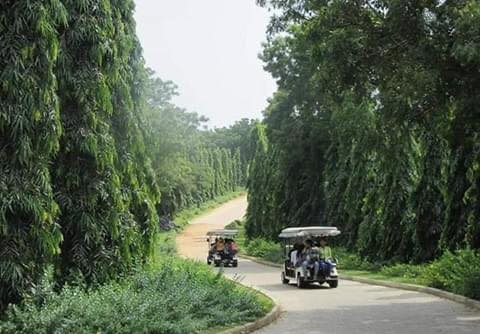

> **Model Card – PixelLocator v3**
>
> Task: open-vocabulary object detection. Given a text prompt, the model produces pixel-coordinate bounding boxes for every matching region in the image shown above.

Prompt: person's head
[319,237,328,247]
[304,239,313,248]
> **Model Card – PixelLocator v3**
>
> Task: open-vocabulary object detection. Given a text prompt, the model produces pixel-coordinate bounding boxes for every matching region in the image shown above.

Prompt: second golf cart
[279,226,341,288]
[206,229,239,267]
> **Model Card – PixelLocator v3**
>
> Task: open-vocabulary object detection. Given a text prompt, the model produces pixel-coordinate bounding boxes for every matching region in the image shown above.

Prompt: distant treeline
[0,0,252,311]
[246,1,480,263]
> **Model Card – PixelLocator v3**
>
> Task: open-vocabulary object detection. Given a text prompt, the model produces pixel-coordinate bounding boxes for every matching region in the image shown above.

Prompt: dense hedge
[247,0,480,264]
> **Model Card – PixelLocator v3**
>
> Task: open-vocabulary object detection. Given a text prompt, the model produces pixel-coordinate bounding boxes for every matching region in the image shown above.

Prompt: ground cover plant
[0,257,270,334]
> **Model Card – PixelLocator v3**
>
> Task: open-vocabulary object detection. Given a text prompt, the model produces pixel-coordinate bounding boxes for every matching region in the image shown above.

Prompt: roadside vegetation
[242,0,480,302]
[230,220,480,301]
[0,0,264,331]
[1,195,272,334]
[0,257,268,334]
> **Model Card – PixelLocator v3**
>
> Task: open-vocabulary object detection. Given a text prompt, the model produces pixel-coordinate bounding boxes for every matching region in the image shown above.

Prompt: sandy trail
[177,196,480,334]
[177,196,248,260]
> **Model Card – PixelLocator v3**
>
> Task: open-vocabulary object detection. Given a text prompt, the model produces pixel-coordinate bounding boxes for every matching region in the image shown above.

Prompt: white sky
[134,0,277,127]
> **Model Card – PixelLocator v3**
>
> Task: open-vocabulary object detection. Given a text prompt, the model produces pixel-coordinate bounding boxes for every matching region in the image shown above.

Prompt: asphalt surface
[178,196,480,334]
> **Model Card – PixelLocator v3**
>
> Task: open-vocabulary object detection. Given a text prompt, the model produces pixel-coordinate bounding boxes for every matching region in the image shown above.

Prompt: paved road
[178,196,480,334]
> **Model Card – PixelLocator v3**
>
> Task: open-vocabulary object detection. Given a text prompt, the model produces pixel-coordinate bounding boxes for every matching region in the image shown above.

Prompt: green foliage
[0,258,269,334]
[0,0,65,312]
[247,0,480,267]
[142,70,249,218]
[341,249,480,301]
[379,264,427,281]
[333,248,380,272]
[52,0,158,286]
[245,239,284,264]
[0,0,249,311]
[421,249,480,300]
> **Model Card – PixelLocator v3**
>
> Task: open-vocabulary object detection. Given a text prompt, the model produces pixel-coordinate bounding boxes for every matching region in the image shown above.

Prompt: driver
[318,237,333,278]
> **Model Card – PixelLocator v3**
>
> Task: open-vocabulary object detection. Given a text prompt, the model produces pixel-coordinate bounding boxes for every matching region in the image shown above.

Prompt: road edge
[175,196,281,334]
[238,254,480,312]
[219,282,282,334]
[341,275,480,311]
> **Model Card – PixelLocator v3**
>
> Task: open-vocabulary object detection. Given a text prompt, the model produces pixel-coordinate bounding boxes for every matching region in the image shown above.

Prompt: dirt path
[177,195,248,260]
[178,196,480,334]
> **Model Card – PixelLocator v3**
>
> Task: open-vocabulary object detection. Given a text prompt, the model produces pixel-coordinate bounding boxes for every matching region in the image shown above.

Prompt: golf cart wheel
[232,261,238,268]
[281,272,289,284]
[328,280,338,288]
[214,262,220,267]
[296,274,305,289]
[207,259,211,265]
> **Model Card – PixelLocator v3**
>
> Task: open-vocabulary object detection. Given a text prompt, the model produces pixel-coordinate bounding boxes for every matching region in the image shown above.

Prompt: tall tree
[53,0,158,284]
[248,0,480,263]
[0,0,66,310]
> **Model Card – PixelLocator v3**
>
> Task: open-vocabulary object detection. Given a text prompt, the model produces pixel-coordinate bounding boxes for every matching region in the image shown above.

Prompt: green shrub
[421,249,480,300]
[290,245,480,301]
[245,239,284,264]
[0,257,268,334]
[333,247,380,271]
[225,219,243,230]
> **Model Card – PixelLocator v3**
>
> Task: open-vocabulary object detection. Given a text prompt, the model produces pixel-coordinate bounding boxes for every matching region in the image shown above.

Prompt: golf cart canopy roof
[278,226,341,239]
[206,229,238,237]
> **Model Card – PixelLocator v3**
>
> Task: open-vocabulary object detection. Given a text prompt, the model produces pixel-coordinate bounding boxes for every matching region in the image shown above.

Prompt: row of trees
[142,69,251,217]
[0,0,248,311]
[246,0,480,264]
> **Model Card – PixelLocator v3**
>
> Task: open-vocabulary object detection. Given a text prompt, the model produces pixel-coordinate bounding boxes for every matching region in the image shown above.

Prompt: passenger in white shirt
[289,242,304,267]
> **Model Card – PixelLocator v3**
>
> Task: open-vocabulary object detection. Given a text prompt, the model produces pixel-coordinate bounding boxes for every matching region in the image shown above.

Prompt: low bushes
[0,257,268,334]
[244,239,284,264]
[342,249,480,301]
[421,249,480,300]
[333,247,381,271]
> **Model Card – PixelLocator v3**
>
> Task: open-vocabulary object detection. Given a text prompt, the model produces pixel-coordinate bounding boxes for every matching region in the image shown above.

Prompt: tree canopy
[0,0,250,311]
[246,0,480,263]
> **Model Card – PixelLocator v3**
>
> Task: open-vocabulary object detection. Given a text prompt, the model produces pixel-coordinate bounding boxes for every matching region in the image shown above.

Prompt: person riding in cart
[279,226,340,288]
[318,237,333,278]
[301,239,320,280]
[206,229,239,267]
